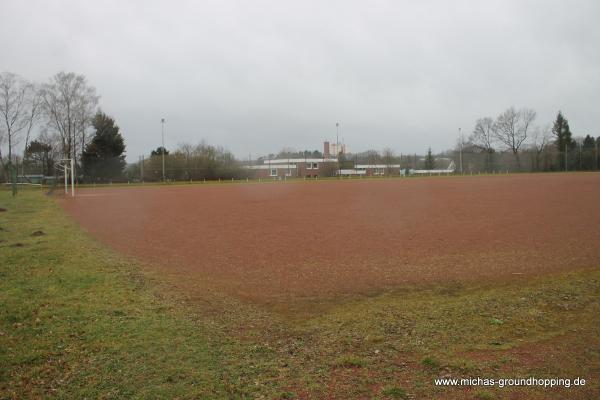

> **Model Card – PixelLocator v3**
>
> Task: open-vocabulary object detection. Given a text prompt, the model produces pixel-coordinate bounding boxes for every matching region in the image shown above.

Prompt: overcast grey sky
[2,0,599,161]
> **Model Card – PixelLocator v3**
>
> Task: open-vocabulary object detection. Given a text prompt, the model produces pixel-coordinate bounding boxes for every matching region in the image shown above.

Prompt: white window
[270,168,277,176]
[306,163,312,169]
[313,162,318,169]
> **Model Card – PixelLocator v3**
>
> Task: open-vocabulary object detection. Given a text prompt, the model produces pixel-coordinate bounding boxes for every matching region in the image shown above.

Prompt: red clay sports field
[61,173,600,305]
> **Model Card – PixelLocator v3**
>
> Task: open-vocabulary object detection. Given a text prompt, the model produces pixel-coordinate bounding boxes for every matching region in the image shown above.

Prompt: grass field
[2,182,600,399]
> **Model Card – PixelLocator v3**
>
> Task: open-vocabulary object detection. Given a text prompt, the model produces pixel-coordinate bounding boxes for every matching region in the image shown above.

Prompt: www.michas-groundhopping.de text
[435,376,586,388]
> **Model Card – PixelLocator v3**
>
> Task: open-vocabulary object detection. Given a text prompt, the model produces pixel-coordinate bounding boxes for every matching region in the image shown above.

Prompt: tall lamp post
[336,122,339,157]
[161,118,166,182]
[336,122,340,177]
[458,127,463,175]
[596,136,600,170]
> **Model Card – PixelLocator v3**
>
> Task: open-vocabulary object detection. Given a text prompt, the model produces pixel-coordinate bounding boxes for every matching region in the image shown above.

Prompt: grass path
[1,189,599,399]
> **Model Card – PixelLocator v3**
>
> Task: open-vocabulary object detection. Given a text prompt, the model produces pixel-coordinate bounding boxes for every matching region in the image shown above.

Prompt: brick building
[247,157,338,179]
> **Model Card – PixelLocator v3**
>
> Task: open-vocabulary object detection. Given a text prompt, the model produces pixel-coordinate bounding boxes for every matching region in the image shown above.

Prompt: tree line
[0,71,129,192]
[460,108,598,173]
[4,70,597,187]
[129,142,243,182]
[334,108,598,174]
[1,71,247,187]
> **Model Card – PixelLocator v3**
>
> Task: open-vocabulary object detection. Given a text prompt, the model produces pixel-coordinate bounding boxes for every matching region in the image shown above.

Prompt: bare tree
[22,85,43,174]
[178,142,194,179]
[493,107,536,169]
[39,72,99,163]
[470,117,496,171]
[382,148,395,175]
[529,125,552,171]
[0,72,36,167]
[365,149,379,169]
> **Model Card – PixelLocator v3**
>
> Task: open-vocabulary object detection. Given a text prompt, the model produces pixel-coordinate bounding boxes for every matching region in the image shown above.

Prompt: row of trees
[128,142,243,182]
[0,71,110,190]
[2,71,246,186]
[258,107,598,176]
[0,70,130,188]
[20,110,127,184]
[315,108,598,174]
[465,108,598,173]
[5,72,596,186]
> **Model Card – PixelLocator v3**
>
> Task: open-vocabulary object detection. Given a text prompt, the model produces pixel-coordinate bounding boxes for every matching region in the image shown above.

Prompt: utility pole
[565,144,568,172]
[459,127,463,175]
[161,118,166,182]
[140,155,144,182]
[336,122,339,158]
[596,136,600,171]
[336,122,340,177]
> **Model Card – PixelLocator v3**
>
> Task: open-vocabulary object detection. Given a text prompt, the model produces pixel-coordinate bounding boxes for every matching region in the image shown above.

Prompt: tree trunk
[514,150,521,171]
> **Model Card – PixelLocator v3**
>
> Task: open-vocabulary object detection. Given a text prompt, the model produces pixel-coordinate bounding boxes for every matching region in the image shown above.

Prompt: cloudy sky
[2,0,599,161]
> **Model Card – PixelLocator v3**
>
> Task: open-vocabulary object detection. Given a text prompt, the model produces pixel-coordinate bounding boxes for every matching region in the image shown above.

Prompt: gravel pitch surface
[61,174,600,303]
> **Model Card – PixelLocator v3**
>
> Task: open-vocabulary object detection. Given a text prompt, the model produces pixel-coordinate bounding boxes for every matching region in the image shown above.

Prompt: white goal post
[55,158,75,197]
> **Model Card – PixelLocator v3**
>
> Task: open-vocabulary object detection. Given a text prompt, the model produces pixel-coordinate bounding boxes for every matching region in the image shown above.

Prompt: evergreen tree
[424,147,435,169]
[551,111,574,169]
[582,135,596,170]
[81,111,126,182]
[151,146,169,156]
[582,135,595,149]
[25,140,53,175]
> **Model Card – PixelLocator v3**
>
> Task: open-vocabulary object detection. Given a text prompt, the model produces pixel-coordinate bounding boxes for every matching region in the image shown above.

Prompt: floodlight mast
[336,122,340,176]
[161,118,166,182]
[336,122,339,157]
[459,127,463,175]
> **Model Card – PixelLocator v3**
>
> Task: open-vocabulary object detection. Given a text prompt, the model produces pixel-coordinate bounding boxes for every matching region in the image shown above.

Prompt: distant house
[246,141,339,179]
[246,158,338,179]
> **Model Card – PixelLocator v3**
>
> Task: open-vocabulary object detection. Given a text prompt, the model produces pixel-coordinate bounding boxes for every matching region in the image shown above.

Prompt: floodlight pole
[161,118,166,182]
[459,127,463,175]
[596,137,600,170]
[336,122,339,156]
[336,122,340,176]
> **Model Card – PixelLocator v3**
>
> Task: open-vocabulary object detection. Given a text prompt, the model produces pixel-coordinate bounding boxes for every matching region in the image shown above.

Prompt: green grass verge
[0,191,229,398]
